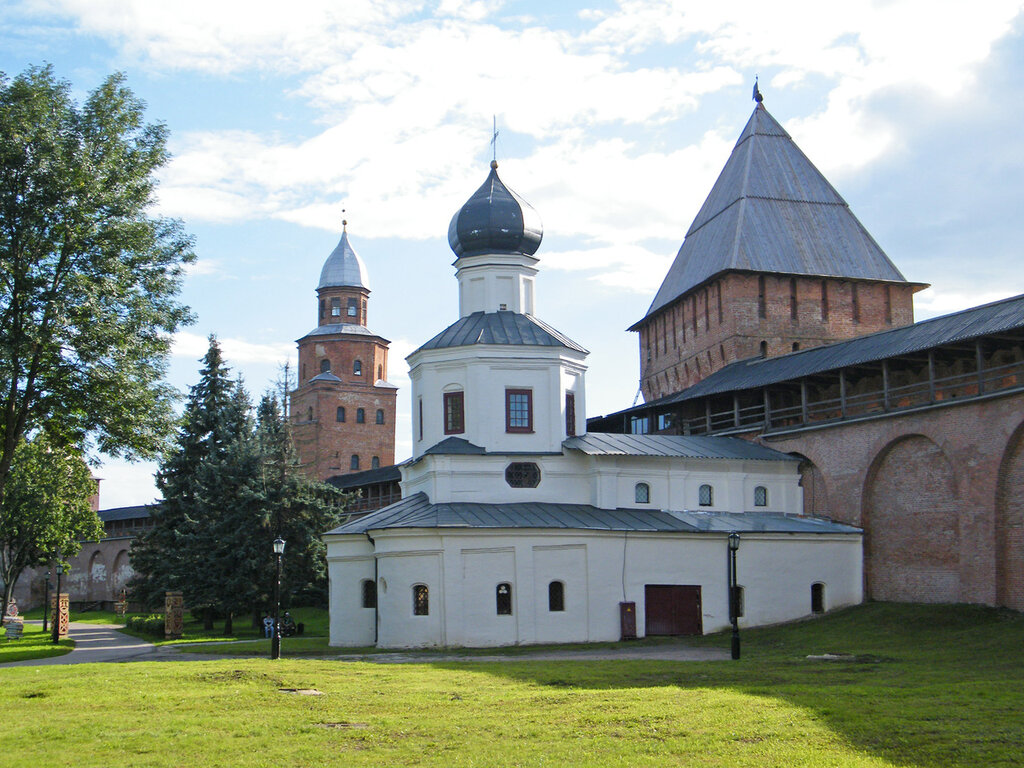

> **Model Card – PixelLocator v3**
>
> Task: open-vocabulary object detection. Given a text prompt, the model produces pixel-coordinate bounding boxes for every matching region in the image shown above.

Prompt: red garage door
[644,585,703,636]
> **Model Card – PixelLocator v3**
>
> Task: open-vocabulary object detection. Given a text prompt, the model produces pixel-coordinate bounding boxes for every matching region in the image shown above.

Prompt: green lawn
[0,620,73,663]
[1,603,1022,767]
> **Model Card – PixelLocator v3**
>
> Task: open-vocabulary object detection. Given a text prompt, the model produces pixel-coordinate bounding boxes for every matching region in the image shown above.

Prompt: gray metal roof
[635,103,917,328]
[325,492,859,536]
[308,371,342,383]
[641,292,1024,408]
[564,433,797,461]
[298,323,387,342]
[414,311,588,354]
[318,229,370,290]
[448,161,543,258]
[98,504,154,522]
[326,464,402,490]
[423,436,487,455]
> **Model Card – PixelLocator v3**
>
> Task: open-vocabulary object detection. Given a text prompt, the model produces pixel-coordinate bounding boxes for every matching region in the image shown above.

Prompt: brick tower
[630,95,927,402]
[290,222,397,480]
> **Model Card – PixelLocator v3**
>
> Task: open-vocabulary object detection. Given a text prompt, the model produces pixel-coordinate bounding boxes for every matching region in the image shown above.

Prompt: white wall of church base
[326,529,862,649]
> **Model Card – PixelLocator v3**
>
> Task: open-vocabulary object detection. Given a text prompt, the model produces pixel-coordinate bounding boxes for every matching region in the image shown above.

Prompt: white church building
[324,160,862,649]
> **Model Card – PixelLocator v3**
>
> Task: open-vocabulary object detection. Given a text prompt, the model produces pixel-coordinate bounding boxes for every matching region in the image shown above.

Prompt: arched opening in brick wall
[87,550,106,602]
[791,453,829,517]
[112,549,132,597]
[863,435,960,603]
[995,421,1024,610]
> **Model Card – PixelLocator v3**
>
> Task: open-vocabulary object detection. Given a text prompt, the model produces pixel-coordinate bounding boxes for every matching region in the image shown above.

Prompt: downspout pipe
[366,531,378,645]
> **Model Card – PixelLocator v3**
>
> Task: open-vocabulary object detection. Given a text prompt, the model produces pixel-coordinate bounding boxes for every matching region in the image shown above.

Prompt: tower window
[759,341,767,358]
[635,482,650,504]
[505,462,540,488]
[320,359,331,373]
[758,276,766,318]
[548,581,565,612]
[790,278,798,320]
[699,484,713,507]
[371,456,380,469]
[717,283,724,323]
[377,365,383,380]
[413,585,429,616]
[375,408,385,425]
[350,454,359,470]
[336,406,345,423]
[356,408,365,423]
[565,392,576,437]
[444,392,465,434]
[754,486,768,507]
[496,583,512,615]
[851,283,860,324]
[347,297,358,317]
[307,406,313,422]
[505,389,533,433]
[331,297,341,317]
[319,299,325,321]
[821,281,829,322]
[885,285,893,324]
[353,360,362,376]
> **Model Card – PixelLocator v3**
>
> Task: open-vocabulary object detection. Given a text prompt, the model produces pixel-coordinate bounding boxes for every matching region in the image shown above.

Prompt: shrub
[126,614,165,637]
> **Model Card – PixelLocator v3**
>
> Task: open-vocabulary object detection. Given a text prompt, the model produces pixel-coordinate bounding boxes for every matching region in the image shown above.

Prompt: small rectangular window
[347,297,358,317]
[565,392,576,437]
[413,585,429,616]
[331,297,341,317]
[505,389,533,433]
[699,484,713,507]
[444,392,465,434]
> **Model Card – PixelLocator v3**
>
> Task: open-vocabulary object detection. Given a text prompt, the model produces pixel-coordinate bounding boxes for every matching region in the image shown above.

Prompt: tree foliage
[130,339,350,623]
[0,433,102,622]
[0,65,195,507]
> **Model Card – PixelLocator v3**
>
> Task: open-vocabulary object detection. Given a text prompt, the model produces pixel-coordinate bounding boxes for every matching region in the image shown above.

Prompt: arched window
[377,365,383,380]
[375,409,385,424]
[350,454,359,470]
[319,299,325,321]
[320,358,331,373]
[699,484,713,507]
[356,408,365,423]
[496,583,512,615]
[307,406,313,422]
[548,581,565,612]
[754,486,768,507]
[336,406,345,423]
[635,482,650,504]
[811,582,826,614]
[353,360,362,376]
[413,584,429,616]
[361,579,376,609]
[759,340,768,358]
[371,456,380,469]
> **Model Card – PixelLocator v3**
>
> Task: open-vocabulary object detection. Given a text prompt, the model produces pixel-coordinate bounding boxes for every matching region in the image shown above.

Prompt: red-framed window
[565,392,576,437]
[505,389,533,433]
[444,391,465,434]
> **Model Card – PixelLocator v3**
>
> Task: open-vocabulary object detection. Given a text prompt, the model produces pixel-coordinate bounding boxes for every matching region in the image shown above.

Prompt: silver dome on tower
[318,221,370,290]
[448,161,543,258]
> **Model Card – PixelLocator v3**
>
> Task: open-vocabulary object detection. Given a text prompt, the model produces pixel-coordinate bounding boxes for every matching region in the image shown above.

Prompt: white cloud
[172,331,293,364]
[913,287,1023,320]
[544,245,673,294]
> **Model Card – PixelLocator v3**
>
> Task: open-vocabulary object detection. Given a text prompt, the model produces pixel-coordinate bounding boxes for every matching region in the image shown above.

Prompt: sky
[3,0,1024,508]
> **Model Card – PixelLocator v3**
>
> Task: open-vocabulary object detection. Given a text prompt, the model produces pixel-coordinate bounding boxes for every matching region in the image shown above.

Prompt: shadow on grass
[421,603,1024,768]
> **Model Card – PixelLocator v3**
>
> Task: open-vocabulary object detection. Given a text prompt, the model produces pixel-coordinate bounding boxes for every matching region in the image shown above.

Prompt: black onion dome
[448,161,543,257]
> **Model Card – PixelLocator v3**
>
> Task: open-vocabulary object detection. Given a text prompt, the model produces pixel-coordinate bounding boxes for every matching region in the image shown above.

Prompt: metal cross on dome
[491,116,499,163]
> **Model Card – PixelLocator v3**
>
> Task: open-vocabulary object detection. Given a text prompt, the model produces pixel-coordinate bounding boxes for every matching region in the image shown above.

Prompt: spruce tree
[129,336,250,611]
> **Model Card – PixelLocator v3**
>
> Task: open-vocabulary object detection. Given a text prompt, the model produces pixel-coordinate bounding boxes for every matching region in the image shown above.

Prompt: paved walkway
[0,621,162,668]
[2,623,729,666]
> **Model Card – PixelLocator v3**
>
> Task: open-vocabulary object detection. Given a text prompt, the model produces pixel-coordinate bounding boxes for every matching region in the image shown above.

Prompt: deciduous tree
[0,65,194,508]
[0,434,102,623]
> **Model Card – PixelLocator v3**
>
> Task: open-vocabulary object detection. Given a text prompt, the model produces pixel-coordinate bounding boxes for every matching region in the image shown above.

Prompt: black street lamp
[728,532,741,660]
[42,570,51,633]
[271,537,286,660]
[51,559,64,645]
